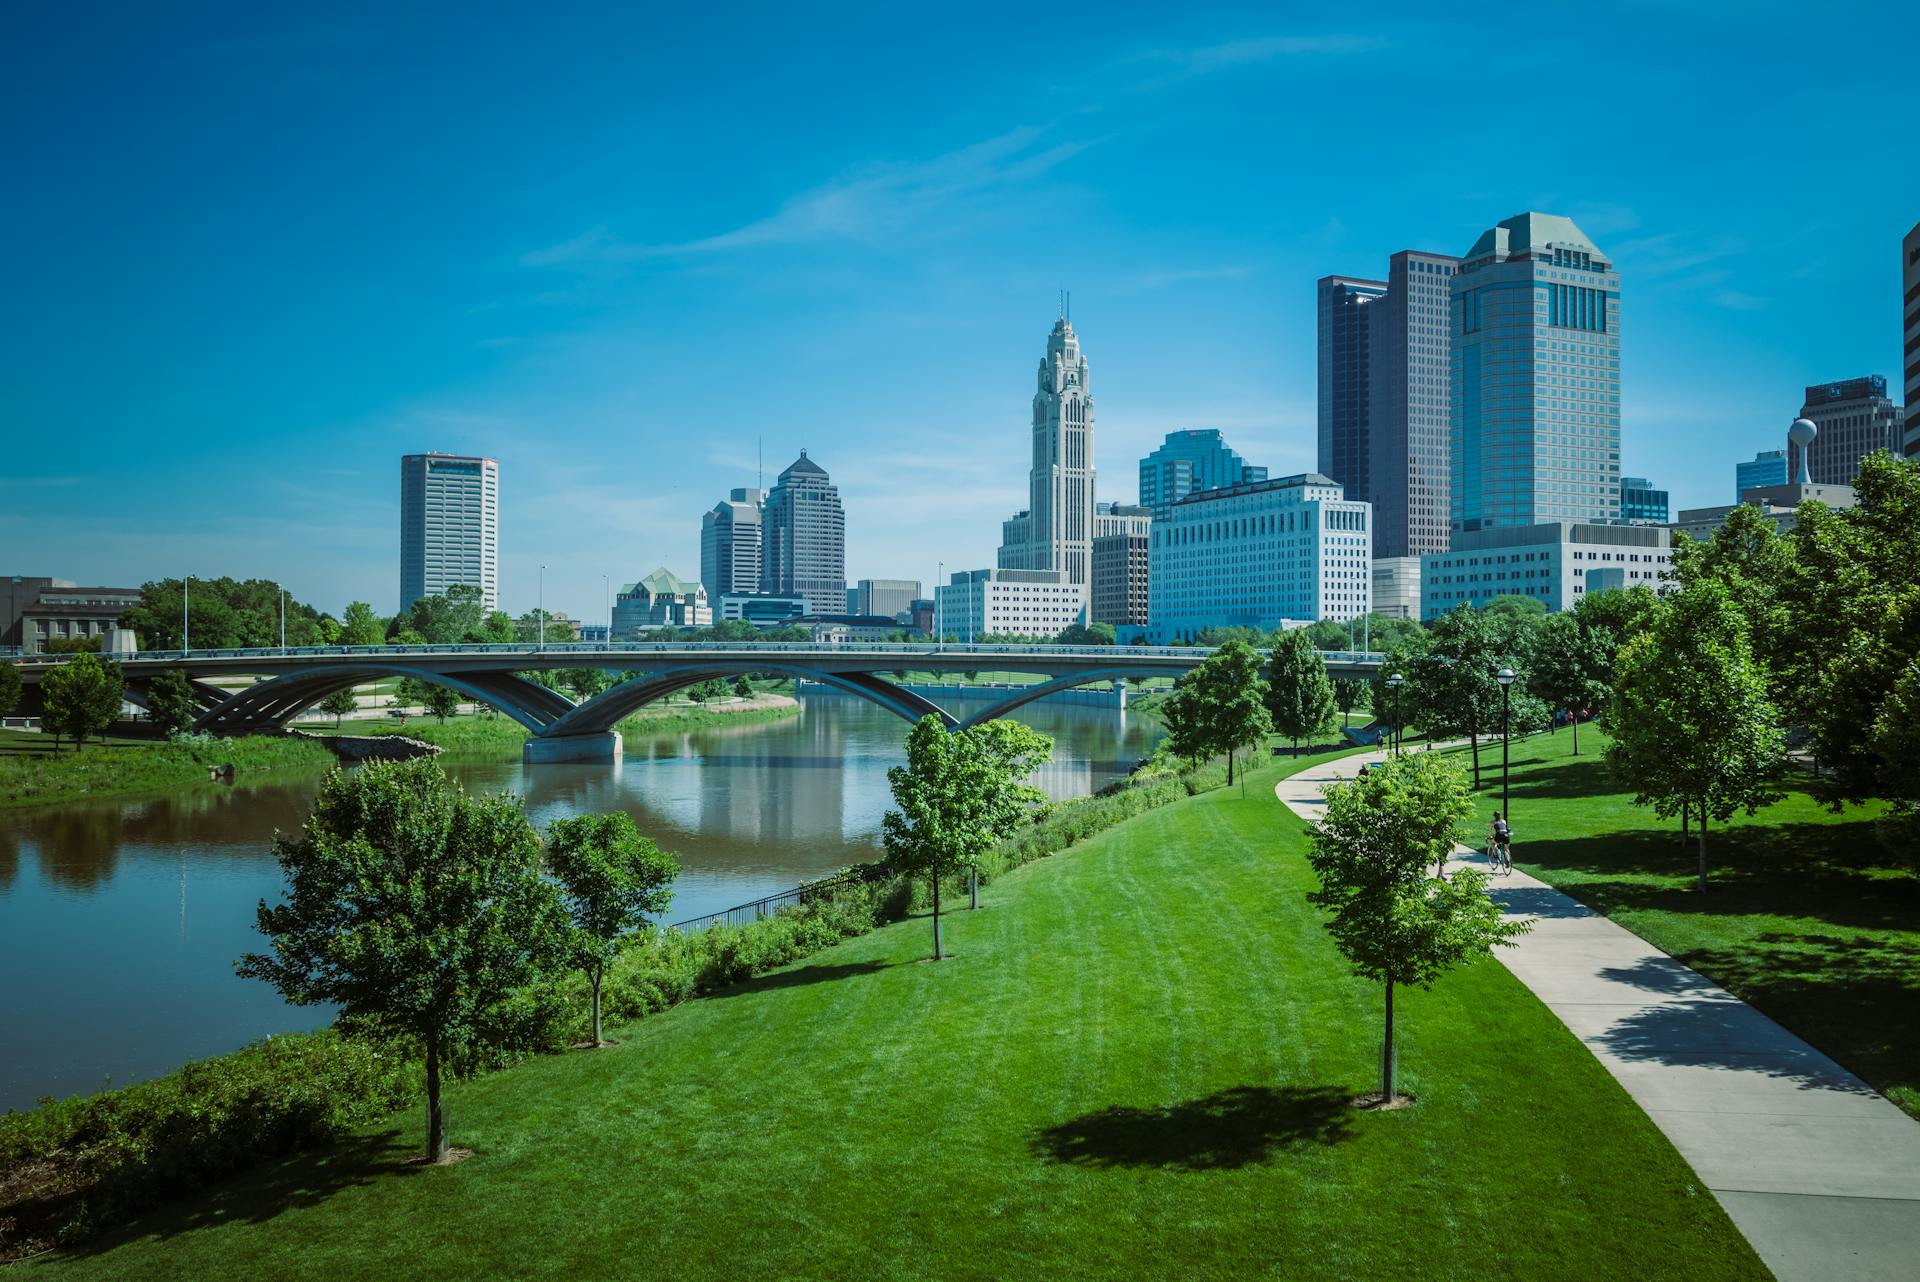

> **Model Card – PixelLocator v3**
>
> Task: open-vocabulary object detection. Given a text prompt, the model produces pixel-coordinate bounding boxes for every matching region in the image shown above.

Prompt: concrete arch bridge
[10,642,1384,763]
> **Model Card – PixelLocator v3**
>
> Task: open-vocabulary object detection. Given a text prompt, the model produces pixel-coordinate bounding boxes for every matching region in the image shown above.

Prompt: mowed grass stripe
[38,752,1768,1282]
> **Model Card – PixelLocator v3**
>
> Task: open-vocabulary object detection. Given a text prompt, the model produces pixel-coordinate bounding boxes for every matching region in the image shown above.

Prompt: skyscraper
[1451,213,1621,533]
[1317,276,1387,502]
[1364,250,1460,558]
[1905,222,1919,458]
[763,451,846,615]
[1736,450,1788,499]
[1137,430,1266,510]
[701,487,764,597]
[399,452,499,611]
[997,316,1096,586]
[1793,376,1902,484]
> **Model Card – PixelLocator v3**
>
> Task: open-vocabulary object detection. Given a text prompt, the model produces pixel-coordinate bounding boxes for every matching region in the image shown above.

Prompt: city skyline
[2,5,1912,617]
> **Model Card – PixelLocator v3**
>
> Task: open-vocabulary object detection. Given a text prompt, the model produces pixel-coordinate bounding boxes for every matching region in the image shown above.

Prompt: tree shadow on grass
[46,1130,413,1263]
[704,960,892,999]
[1595,1000,1880,1095]
[1031,1085,1355,1171]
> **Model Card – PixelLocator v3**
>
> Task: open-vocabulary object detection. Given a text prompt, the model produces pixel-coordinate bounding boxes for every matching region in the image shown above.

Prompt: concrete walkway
[1275,747,1920,1282]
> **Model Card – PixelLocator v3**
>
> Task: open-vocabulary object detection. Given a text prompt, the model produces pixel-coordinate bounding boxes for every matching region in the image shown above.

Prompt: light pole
[7,576,21,653]
[538,564,547,650]
[279,586,286,653]
[935,561,942,648]
[1385,672,1404,757]
[1497,667,1517,824]
[182,576,191,657]
[602,575,610,651]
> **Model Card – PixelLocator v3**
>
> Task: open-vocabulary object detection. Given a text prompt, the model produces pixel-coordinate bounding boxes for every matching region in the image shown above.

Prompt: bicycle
[1486,840,1513,875]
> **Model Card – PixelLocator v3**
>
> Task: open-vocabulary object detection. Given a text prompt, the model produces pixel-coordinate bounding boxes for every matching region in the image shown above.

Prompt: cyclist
[1487,811,1513,873]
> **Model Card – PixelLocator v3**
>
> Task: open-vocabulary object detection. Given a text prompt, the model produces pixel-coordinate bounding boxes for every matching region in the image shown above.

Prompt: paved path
[1275,747,1920,1282]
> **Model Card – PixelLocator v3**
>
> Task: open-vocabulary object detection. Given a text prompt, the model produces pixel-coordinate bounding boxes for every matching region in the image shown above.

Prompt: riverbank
[0,733,337,811]
[5,745,1765,1278]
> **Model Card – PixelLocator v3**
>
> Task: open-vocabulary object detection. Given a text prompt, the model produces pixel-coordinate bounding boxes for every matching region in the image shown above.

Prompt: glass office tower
[1451,213,1621,533]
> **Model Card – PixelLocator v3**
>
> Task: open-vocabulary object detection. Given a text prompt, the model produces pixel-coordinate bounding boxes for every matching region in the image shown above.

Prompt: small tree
[146,669,198,736]
[1529,613,1610,754]
[882,716,1052,960]
[318,688,358,727]
[1607,582,1784,891]
[731,674,755,699]
[1332,677,1369,725]
[1157,677,1208,767]
[546,813,679,1047]
[1190,639,1272,782]
[1265,630,1338,757]
[420,682,462,723]
[0,660,23,720]
[237,761,567,1163]
[42,653,125,750]
[1306,753,1529,1102]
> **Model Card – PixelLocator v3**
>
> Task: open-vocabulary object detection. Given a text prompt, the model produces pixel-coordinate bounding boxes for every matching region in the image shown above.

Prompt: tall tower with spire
[998,312,1096,586]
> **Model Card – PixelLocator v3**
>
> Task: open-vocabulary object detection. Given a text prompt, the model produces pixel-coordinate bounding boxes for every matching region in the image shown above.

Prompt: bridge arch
[548,662,958,737]
[193,665,573,735]
[951,669,1142,731]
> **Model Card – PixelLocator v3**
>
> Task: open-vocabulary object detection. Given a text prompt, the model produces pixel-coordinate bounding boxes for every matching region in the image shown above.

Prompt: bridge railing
[10,641,1384,666]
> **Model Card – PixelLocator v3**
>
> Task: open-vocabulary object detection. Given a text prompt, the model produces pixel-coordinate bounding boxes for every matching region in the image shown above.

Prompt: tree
[731,674,755,699]
[1157,677,1207,767]
[340,601,386,647]
[1332,678,1369,725]
[237,761,567,1163]
[420,683,462,723]
[545,813,679,1047]
[1528,612,1610,754]
[482,611,517,644]
[1265,631,1338,758]
[0,661,21,720]
[1574,586,1658,683]
[562,669,608,700]
[1409,607,1511,787]
[41,653,124,750]
[146,670,197,736]
[318,688,358,727]
[882,716,1052,960]
[120,578,328,650]
[1305,753,1529,1103]
[1606,582,1785,891]
[396,584,489,645]
[515,609,577,644]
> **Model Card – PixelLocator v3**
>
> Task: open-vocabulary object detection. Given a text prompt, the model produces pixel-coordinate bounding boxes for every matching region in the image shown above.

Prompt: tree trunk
[425,1036,449,1163]
[1469,721,1481,787]
[1570,712,1579,756]
[1382,980,1396,1101]
[591,965,604,1047]
[1681,798,1690,846]
[931,874,943,961]
[1227,748,1235,785]
[969,867,978,911]
[1696,805,1709,893]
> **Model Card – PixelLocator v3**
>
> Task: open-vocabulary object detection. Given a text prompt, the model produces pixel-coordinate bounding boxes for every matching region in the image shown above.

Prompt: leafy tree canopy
[41,652,125,749]
[121,578,331,651]
[546,812,678,1046]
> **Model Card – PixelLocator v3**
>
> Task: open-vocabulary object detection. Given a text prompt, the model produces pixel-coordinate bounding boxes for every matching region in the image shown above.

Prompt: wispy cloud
[1713,290,1766,311]
[523,126,1093,269]
[1105,33,1390,93]
[1609,231,1748,279]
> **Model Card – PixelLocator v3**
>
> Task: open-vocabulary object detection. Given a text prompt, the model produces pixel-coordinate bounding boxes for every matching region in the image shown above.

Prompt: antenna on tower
[1058,289,1063,320]
[1065,289,1070,322]
[757,436,763,488]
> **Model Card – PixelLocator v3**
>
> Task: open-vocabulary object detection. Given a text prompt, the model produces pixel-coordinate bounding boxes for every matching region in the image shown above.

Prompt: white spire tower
[1001,312,1096,585]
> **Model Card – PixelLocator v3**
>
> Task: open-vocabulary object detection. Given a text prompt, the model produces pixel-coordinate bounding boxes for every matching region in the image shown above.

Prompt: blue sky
[3,2,1914,619]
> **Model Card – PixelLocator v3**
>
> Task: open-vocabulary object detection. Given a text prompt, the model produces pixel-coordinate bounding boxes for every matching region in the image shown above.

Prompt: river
[0,696,1160,1112]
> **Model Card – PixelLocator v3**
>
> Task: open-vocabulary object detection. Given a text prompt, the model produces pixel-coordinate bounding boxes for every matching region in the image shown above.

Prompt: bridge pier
[523,730,623,765]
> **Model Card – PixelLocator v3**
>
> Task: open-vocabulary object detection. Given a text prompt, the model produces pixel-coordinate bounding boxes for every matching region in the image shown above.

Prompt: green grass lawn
[1429,725,1919,1120]
[31,750,1764,1280]
[0,731,335,809]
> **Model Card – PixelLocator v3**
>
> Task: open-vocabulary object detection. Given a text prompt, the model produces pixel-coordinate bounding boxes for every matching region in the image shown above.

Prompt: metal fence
[668,863,888,933]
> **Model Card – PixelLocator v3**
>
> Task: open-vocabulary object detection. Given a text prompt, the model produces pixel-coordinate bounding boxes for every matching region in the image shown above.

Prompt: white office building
[400,452,499,611]
[934,568,1086,640]
[1145,473,1372,642]
[1419,522,1672,619]
[1372,556,1422,620]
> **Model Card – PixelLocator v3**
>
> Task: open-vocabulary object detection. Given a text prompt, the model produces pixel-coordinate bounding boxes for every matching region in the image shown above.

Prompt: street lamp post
[182,576,191,657]
[538,564,547,650]
[603,575,610,651]
[279,586,286,653]
[1385,672,1404,757]
[1496,667,1517,824]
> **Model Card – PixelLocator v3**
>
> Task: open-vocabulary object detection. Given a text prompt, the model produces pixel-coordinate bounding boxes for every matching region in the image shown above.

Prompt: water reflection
[0,697,1158,1109]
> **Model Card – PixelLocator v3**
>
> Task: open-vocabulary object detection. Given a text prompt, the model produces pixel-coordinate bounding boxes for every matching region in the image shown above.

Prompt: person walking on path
[1487,811,1513,874]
